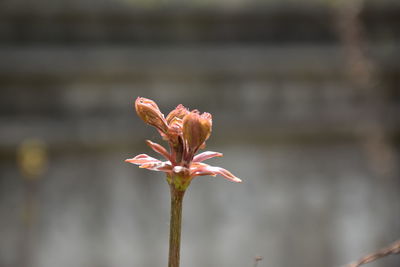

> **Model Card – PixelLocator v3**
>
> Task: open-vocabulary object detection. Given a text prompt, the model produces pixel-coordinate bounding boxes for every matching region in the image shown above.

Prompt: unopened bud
[166,104,189,125]
[182,111,212,152]
[135,97,168,133]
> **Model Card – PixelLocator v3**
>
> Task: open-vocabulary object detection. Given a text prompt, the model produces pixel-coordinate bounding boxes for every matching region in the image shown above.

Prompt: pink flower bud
[135,97,168,133]
[182,111,212,153]
[166,104,190,125]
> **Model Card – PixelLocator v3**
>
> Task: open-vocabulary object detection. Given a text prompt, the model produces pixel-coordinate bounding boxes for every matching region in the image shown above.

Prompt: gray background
[0,0,399,267]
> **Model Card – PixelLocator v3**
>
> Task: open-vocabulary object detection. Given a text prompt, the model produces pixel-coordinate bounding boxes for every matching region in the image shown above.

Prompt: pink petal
[211,167,242,183]
[140,161,172,172]
[146,140,172,161]
[125,154,172,172]
[125,154,161,165]
[193,151,223,162]
[191,169,216,177]
[190,163,242,183]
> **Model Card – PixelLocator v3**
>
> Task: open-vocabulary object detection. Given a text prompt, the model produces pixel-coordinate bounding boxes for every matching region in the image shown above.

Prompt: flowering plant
[126,97,241,267]
[126,97,241,189]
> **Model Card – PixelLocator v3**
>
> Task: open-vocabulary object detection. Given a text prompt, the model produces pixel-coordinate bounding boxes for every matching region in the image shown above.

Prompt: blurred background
[0,0,399,266]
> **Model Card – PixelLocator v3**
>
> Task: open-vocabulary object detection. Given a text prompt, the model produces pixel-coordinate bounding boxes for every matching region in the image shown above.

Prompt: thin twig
[344,240,400,267]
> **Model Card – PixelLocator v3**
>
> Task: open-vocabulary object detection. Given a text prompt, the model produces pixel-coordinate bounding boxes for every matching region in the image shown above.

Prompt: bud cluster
[135,97,212,165]
[127,97,241,190]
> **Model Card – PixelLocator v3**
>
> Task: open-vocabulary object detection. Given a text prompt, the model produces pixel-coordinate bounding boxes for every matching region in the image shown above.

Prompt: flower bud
[182,111,212,152]
[168,117,184,137]
[166,104,189,125]
[135,97,168,133]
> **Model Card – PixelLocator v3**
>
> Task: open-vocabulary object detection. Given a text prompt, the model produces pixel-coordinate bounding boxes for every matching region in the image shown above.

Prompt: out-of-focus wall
[0,1,399,267]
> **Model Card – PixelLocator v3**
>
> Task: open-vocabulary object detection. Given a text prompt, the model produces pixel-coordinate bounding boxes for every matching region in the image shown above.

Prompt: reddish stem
[168,185,185,267]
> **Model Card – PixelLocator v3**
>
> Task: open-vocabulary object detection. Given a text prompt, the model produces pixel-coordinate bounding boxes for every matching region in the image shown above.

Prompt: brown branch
[344,240,400,267]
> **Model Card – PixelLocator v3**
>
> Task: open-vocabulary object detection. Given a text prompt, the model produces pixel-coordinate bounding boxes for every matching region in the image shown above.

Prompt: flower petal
[125,154,161,165]
[125,154,172,172]
[140,161,173,172]
[193,151,223,162]
[190,163,242,183]
[146,140,172,161]
[211,167,242,183]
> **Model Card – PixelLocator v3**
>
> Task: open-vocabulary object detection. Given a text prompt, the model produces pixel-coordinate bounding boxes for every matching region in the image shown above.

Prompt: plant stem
[168,185,185,267]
